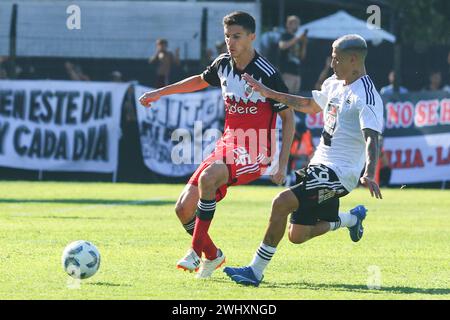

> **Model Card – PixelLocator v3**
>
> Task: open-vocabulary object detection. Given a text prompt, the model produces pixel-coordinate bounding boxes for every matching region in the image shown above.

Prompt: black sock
[182,217,196,235]
[196,198,216,221]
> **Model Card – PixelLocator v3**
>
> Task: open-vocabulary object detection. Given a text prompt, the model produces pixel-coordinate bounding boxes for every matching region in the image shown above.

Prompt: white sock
[249,242,276,280]
[329,219,341,231]
[330,212,357,230]
[340,212,358,227]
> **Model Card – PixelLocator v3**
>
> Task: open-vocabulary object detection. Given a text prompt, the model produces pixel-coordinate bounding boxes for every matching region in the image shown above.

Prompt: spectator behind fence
[0,62,8,79]
[64,61,90,81]
[278,15,308,94]
[380,70,409,95]
[110,70,123,82]
[206,40,227,66]
[0,66,7,79]
[17,60,37,80]
[123,84,137,123]
[0,56,27,79]
[425,70,444,91]
[376,136,391,188]
[260,27,282,68]
[422,70,443,92]
[215,40,227,55]
[314,56,333,90]
[148,38,180,88]
[0,56,11,78]
[443,51,450,92]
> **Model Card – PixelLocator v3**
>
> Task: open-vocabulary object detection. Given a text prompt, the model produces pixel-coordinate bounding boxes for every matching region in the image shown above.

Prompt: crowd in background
[1,14,449,94]
[1,15,449,187]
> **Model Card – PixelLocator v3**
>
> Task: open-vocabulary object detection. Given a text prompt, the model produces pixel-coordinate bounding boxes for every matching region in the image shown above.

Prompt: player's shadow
[0,198,175,206]
[40,215,106,220]
[88,282,132,287]
[263,281,450,296]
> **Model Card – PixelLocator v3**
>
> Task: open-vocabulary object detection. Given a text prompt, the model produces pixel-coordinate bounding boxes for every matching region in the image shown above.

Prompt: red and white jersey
[202,51,288,158]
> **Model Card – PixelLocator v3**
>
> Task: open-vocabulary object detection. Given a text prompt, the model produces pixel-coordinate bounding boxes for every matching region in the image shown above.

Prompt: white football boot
[176,248,202,272]
[195,249,226,279]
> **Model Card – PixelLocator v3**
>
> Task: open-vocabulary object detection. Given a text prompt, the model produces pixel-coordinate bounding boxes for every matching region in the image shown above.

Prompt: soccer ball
[62,240,101,279]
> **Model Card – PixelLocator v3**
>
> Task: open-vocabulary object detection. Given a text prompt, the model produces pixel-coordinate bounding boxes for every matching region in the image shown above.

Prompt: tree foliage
[391,0,450,45]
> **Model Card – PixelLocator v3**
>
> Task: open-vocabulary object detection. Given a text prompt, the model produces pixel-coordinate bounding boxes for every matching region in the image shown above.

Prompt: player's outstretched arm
[242,73,321,114]
[139,75,209,107]
[360,128,383,199]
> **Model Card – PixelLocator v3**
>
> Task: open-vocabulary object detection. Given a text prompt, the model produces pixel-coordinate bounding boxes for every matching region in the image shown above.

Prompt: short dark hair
[156,38,168,46]
[429,69,441,76]
[333,34,368,60]
[223,11,256,34]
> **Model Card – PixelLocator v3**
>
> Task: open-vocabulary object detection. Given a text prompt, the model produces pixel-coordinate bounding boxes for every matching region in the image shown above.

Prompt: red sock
[192,217,212,257]
[203,235,218,260]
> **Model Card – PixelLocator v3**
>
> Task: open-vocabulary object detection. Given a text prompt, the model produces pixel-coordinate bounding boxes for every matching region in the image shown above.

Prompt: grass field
[0,181,449,300]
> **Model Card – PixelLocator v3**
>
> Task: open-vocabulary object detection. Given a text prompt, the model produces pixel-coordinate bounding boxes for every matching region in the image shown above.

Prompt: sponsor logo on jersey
[244,82,254,98]
[318,189,336,204]
[218,64,266,103]
[225,96,267,115]
[226,104,258,115]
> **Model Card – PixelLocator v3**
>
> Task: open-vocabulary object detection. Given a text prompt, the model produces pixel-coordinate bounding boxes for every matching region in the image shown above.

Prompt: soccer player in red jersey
[139,11,294,279]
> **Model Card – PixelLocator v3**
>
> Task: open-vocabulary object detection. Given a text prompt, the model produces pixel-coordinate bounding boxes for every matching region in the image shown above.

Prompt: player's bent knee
[174,201,185,218]
[288,233,307,244]
[199,162,228,189]
[198,171,216,190]
[288,227,311,244]
[270,203,290,221]
[174,201,194,222]
[271,191,298,215]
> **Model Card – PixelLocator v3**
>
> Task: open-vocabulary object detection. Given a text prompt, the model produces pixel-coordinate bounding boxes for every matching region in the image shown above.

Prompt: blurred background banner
[0,80,128,173]
[382,91,450,184]
[383,133,450,184]
[0,0,449,188]
[383,91,450,136]
[134,85,224,177]
[304,91,450,185]
[1,84,448,184]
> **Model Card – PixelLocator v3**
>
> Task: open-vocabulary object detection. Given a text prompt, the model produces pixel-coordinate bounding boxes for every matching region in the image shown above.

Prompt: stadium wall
[0,0,261,60]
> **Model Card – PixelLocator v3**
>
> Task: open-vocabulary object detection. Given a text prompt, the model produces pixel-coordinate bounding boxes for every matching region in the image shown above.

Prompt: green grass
[0,181,449,300]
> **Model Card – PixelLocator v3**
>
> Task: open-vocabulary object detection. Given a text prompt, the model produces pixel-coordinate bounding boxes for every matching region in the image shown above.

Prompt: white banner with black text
[0,80,129,172]
[134,85,224,177]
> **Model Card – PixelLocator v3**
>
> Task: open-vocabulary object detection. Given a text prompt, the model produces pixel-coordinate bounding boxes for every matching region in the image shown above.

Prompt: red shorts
[188,143,269,202]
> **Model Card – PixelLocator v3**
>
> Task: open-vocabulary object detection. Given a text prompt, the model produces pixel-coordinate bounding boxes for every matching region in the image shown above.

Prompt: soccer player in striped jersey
[139,11,294,279]
[224,34,384,286]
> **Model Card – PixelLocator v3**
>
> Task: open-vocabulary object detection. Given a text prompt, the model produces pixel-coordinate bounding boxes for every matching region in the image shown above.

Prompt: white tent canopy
[296,10,396,45]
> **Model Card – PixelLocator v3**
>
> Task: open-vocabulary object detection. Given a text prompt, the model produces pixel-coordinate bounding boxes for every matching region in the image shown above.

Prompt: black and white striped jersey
[310,74,384,192]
